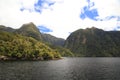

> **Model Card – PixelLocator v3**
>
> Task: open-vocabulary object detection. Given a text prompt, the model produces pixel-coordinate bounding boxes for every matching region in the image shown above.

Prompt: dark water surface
[0,57,120,80]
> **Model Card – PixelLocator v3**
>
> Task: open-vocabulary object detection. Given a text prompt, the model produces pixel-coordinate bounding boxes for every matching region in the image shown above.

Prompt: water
[0,57,120,80]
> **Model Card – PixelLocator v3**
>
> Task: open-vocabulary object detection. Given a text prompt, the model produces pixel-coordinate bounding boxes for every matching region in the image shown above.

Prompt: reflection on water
[0,57,120,80]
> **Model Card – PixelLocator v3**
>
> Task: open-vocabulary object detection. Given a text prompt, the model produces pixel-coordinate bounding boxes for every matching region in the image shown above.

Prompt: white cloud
[91,0,120,17]
[0,0,120,39]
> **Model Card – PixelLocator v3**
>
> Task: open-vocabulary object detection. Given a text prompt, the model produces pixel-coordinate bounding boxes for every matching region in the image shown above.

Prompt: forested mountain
[2,23,120,58]
[0,22,65,46]
[15,22,43,41]
[64,27,120,57]
[0,22,73,60]
[0,31,61,60]
[42,33,65,46]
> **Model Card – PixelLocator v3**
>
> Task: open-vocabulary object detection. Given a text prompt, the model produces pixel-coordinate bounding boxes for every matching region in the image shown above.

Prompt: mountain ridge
[0,22,65,46]
[64,27,120,57]
[15,22,43,41]
[42,33,65,46]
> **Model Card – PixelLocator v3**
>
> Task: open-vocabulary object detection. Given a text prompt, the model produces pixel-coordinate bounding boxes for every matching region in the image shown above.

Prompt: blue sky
[0,0,120,39]
[37,25,53,33]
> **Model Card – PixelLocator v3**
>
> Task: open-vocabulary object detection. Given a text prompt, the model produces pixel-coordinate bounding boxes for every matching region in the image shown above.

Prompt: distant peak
[85,27,104,31]
[20,22,37,30]
[0,25,6,28]
[91,27,97,29]
[22,22,35,26]
[86,27,99,30]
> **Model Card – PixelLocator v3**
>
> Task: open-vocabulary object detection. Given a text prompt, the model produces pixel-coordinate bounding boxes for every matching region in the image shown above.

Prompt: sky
[0,0,120,39]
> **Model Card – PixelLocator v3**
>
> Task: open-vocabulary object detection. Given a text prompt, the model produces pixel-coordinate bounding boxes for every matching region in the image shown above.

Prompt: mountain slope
[41,33,65,46]
[0,23,65,46]
[0,25,15,32]
[64,27,120,57]
[0,31,61,60]
[41,34,74,56]
[0,23,73,57]
[15,22,42,41]
[0,22,72,60]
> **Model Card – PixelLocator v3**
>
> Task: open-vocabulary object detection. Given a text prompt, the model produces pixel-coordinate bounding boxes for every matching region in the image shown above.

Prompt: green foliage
[41,34,73,57]
[0,31,61,60]
[15,22,42,41]
[42,33,65,46]
[48,44,74,57]
[65,27,120,57]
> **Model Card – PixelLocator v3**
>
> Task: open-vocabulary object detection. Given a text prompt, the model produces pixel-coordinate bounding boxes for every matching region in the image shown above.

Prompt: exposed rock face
[64,27,120,57]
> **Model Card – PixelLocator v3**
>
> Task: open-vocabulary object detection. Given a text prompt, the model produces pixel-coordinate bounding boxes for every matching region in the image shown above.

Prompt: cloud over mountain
[0,0,120,39]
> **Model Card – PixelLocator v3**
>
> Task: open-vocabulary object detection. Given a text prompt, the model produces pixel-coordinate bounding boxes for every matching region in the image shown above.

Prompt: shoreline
[0,55,62,61]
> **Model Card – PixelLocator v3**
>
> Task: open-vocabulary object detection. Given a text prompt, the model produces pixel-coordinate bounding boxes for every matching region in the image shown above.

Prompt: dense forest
[0,31,61,60]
